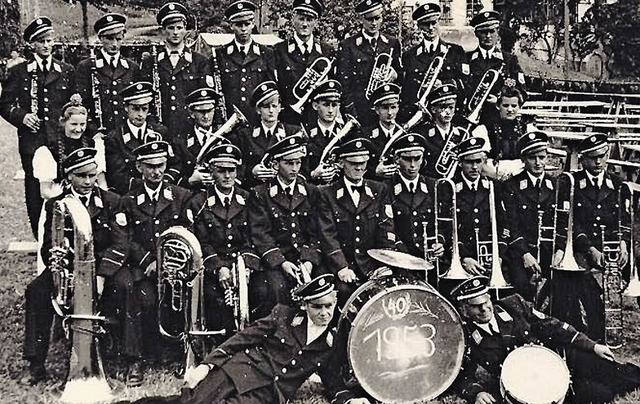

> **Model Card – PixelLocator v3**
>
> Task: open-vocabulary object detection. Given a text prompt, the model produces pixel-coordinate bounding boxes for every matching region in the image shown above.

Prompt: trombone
[435,178,471,281]
[550,172,585,273]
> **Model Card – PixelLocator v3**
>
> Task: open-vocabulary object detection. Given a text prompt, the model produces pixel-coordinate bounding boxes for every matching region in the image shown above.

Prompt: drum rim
[500,344,571,404]
[346,283,466,403]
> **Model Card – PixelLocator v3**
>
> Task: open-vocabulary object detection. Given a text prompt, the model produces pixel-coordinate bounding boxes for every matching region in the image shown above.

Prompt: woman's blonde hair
[59,93,88,123]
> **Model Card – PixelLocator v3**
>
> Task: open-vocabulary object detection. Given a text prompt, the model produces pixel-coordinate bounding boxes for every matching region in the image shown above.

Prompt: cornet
[365,48,394,100]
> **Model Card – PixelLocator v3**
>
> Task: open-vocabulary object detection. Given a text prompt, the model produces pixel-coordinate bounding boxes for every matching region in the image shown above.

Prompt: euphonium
[151,45,163,123]
[196,105,248,165]
[483,180,511,291]
[290,57,334,114]
[551,172,585,272]
[434,126,470,179]
[318,114,361,166]
[226,255,250,332]
[365,48,394,100]
[466,67,503,125]
[622,182,640,297]
[436,178,471,280]
[50,196,112,404]
[89,48,105,132]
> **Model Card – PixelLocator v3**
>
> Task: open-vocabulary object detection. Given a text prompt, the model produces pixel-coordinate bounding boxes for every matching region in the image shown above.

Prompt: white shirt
[101,50,120,67]
[317,121,337,137]
[127,120,147,141]
[527,171,544,188]
[344,177,364,207]
[234,39,252,54]
[586,171,604,188]
[423,38,440,53]
[462,175,481,191]
[277,177,296,195]
[362,30,379,46]
[475,316,500,335]
[33,54,52,71]
[215,185,234,206]
[399,173,419,193]
[144,183,162,201]
[294,33,314,54]
[480,46,498,60]
[306,316,327,345]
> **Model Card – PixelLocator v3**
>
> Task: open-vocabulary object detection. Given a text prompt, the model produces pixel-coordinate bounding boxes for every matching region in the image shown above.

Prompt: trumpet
[365,48,394,100]
[436,178,471,280]
[478,180,511,293]
[151,45,163,123]
[196,105,248,165]
[225,255,250,332]
[89,48,106,132]
[290,57,334,114]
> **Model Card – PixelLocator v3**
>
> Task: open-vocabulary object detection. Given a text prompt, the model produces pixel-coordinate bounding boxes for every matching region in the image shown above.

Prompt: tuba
[196,105,248,165]
[290,57,334,114]
[225,255,250,332]
[50,196,113,403]
[365,48,394,100]
[436,178,471,280]
[157,226,225,375]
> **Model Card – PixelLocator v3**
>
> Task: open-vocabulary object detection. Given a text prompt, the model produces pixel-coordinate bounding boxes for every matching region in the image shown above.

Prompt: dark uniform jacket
[41,188,128,278]
[572,170,627,255]
[189,187,259,272]
[317,178,400,276]
[452,176,508,260]
[457,294,596,402]
[385,173,439,258]
[400,39,466,121]
[229,123,301,189]
[336,32,402,127]
[217,41,276,122]
[75,51,138,133]
[137,47,213,133]
[416,118,468,179]
[122,180,191,279]
[171,125,230,189]
[104,121,177,194]
[248,178,322,270]
[502,171,559,262]
[301,120,344,182]
[360,123,398,180]
[202,304,339,404]
[0,58,74,157]
[273,37,332,124]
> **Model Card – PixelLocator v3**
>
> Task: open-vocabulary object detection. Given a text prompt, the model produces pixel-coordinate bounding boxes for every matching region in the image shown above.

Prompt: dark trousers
[19,150,42,239]
[23,269,55,365]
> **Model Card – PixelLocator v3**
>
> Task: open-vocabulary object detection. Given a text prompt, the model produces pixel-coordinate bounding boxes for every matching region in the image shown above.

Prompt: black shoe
[127,360,144,387]
[20,363,46,385]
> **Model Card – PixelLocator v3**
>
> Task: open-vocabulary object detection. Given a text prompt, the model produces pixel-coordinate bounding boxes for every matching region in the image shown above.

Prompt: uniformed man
[336,0,402,127]
[552,134,629,342]
[450,138,508,282]
[317,138,401,304]
[229,80,301,189]
[502,132,557,304]
[364,83,402,180]
[22,148,127,385]
[273,0,331,125]
[0,17,75,237]
[464,10,525,121]
[399,3,467,122]
[453,276,640,404]
[172,87,231,190]
[75,13,138,135]
[306,79,344,184]
[188,143,260,334]
[217,0,276,122]
[418,82,489,179]
[137,2,213,134]
[104,81,177,194]
[121,140,192,385]
[385,133,444,285]
[248,135,322,317]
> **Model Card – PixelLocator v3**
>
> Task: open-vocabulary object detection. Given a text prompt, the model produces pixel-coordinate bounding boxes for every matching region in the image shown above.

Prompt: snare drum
[500,345,571,404]
[339,274,465,403]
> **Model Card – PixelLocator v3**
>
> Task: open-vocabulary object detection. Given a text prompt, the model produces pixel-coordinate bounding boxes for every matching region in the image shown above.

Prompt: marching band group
[4,0,640,402]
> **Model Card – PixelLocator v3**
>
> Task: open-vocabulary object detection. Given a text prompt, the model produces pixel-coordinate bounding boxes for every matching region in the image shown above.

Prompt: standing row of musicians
[0,0,526,239]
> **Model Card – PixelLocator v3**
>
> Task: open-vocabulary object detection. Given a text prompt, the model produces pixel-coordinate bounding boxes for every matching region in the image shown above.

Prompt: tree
[0,0,22,58]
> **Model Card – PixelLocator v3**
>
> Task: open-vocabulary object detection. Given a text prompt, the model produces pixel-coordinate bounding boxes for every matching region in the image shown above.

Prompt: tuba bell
[50,196,113,404]
[157,226,225,375]
[436,178,471,281]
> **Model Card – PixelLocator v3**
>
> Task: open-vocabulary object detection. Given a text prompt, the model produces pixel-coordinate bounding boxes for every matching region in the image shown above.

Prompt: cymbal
[367,249,434,271]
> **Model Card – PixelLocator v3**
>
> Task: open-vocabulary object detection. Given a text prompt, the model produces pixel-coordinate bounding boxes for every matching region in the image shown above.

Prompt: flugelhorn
[51,196,113,404]
[436,178,471,280]
[365,48,394,100]
[290,57,334,114]
[318,114,361,166]
[466,66,503,125]
[196,105,248,165]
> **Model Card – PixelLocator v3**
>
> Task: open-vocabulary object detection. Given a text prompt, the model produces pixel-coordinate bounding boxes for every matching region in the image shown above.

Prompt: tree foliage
[0,0,22,57]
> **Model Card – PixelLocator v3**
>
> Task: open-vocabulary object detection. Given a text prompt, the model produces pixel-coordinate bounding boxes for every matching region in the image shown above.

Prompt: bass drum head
[500,345,570,404]
[347,283,465,403]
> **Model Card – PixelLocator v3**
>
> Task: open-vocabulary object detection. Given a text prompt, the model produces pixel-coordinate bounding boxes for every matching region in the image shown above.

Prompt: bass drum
[500,345,570,404]
[339,274,465,403]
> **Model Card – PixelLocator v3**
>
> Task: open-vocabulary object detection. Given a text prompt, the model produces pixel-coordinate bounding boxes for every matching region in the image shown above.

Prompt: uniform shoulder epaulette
[297,183,307,196]
[253,44,261,56]
[420,182,428,193]
[235,194,246,205]
[252,127,261,137]
[95,58,105,68]
[53,62,62,72]
[416,45,423,56]
[121,59,129,69]
[184,51,193,63]
[470,51,479,61]
[158,52,165,61]
[519,179,527,190]
[269,185,278,198]
[355,36,363,47]
[27,61,37,73]
[314,43,322,54]
[545,179,553,190]
[493,51,504,60]
[481,178,490,189]
[94,195,103,208]
[380,35,389,44]
[227,44,234,55]
[393,183,402,196]
[288,41,296,53]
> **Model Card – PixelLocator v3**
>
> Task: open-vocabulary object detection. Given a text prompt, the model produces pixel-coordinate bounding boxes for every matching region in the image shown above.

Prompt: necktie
[490,322,499,335]
[369,37,375,49]
[224,196,231,209]
[112,57,118,69]
[239,45,246,55]
[79,195,89,206]
[470,184,476,192]
[408,182,415,193]
[42,61,49,74]
[266,129,272,138]
[302,43,309,55]
[535,179,541,189]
